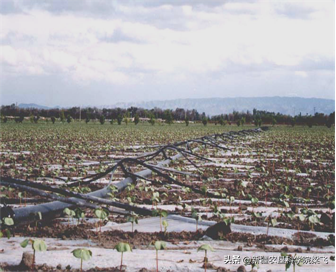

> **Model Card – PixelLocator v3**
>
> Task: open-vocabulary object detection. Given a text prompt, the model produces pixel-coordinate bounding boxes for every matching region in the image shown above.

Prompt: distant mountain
[110,97,335,116]
[18,103,50,110]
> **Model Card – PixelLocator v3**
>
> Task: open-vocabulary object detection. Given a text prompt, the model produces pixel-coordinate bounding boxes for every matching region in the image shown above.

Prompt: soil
[11,219,333,248]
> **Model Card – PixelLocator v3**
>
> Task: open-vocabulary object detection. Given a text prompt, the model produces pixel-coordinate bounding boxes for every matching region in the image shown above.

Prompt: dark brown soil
[12,219,333,248]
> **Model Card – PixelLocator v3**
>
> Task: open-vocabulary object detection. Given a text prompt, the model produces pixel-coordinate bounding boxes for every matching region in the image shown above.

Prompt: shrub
[202,116,208,126]
[165,110,173,125]
[99,115,105,125]
[149,116,155,126]
[60,110,65,122]
[185,116,189,126]
[134,113,140,125]
[117,114,122,125]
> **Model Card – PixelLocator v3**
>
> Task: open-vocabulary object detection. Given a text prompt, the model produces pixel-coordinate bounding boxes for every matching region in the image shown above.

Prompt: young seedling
[115,242,132,271]
[63,207,76,225]
[201,185,208,197]
[18,192,23,206]
[0,229,11,239]
[197,244,214,272]
[126,212,139,232]
[228,196,235,213]
[94,207,109,233]
[191,208,202,231]
[20,239,47,269]
[248,259,259,271]
[75,208,85,225]
[151,192,161,208]
[250,196,259,213]
[154,241,166,272]
[107,185,119,199]
[221,215,234,226]
[281,252,303,272]
[162,220,168,235]
[251,211,262,226]
[152,209,168,232]
[266,215,277,236]
[72,248,92,272]
[0,217,14,239]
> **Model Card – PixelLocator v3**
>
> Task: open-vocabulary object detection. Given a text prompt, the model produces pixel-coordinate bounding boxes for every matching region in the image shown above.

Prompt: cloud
[294,71,308,78]
[0,0,334,106]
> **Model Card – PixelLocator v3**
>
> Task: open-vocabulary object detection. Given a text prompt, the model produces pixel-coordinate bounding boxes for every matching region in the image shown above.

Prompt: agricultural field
[0,122,335,272]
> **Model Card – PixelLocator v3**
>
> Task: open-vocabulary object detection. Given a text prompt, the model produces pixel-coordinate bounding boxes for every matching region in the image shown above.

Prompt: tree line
[0,103,334,127]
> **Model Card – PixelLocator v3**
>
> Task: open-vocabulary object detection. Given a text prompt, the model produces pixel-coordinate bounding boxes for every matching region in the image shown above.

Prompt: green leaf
[3,217,14,226]
[162,220,168,228]
[69,210,76,217]
[115,242,132,253]
[94,208,109,220]
[63,208,71,216]
[223,218,230,225]
[20,239,29,248]
[160,210,168,218]
[286,212,294,219]
[197,244,214,252]
[36,212,42,220]
[152,209,159,216]
[154,241,167,251]
[75,208,85,219]
[298,214,305,221]
[72,248,92,261]
[33,239,47,252]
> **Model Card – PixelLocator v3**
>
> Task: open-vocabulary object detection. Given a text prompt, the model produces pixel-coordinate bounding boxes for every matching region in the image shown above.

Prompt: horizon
[0,0,335,106]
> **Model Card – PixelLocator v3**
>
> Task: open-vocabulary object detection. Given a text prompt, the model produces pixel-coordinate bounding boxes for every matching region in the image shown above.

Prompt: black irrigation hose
[1,180,154,217]
[1,127,265,225]
[62,135,216,187]
[2,181,99,210]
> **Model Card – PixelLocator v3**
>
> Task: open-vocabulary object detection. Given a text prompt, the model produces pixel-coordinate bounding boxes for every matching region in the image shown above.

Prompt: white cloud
[295,71,308,78]
[0,0,334,104]
[0,46,18,65]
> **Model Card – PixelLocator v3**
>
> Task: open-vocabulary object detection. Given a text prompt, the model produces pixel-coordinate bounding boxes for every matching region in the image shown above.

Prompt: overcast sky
[0,0,334,107]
